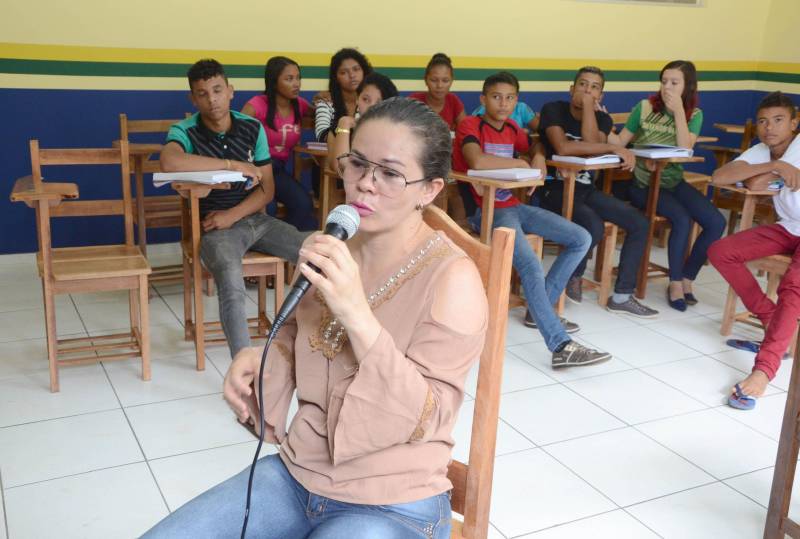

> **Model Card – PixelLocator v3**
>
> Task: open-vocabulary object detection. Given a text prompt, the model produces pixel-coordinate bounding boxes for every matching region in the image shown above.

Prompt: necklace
[318,234,443,355]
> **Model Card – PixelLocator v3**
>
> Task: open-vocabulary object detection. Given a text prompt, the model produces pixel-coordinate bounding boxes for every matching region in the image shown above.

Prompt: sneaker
[565,277,582,304]
[552,341,612,368]
[524,312,580,334]
[606,296,659,318]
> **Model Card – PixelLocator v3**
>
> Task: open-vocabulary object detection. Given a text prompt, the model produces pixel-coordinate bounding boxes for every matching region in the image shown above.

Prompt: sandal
[728,383,756,410]
[726,339,761,353]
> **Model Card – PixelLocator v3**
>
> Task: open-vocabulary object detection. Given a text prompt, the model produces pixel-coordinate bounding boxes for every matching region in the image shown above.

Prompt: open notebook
[153,170,247,188]
[552,154,621,165]
[466,168,542,180]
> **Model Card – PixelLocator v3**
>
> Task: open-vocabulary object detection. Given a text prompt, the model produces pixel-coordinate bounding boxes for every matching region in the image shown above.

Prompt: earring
[415,202,424,211]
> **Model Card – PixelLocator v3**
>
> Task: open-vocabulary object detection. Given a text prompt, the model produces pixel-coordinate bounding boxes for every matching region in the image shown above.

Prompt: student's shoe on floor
[666,289,687,312]
[684,292,698,306]
[552,341,612,368]
[606,296,659,318]
[525,312,580,334]
[565,277,582,304]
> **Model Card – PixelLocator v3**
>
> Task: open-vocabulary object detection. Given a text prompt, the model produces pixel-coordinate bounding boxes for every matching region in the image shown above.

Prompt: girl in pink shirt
[243,56,317,230]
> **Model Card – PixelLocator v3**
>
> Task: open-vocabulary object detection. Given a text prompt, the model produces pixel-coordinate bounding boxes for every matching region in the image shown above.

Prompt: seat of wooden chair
[36,245,149,281]
[10,141,152,392]
[422,205,514,539]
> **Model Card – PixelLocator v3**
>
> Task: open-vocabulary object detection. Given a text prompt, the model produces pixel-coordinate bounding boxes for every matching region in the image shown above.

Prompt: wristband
[335,128,350,135]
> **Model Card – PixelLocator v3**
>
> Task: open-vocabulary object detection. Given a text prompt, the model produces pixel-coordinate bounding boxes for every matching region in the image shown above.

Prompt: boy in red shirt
[453,72,611,368]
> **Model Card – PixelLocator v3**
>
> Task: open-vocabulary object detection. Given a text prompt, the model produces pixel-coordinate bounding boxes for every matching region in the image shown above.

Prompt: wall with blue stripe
[0,88,774,254]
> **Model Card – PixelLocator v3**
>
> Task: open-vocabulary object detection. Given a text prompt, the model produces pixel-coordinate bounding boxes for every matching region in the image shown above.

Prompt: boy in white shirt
[709,91,800,406]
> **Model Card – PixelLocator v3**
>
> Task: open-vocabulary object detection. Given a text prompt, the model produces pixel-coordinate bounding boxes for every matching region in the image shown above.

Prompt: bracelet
[335,128,350,135]
[225,159,231,170]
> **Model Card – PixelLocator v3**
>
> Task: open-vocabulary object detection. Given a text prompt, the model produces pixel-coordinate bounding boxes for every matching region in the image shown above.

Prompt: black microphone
[271,204,360,332]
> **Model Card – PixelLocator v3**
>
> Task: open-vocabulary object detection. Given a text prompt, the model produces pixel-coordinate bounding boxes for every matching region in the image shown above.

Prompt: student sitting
[409,53,466,131]
[327,72,399,170]
[708,92,800,406]
[315,48,373,143]
[615,60,725,311]
[160,59,310,358]
[242,56,318,231]
[538,66,658,317]
[472,72,538,132]
[452,71,611,368]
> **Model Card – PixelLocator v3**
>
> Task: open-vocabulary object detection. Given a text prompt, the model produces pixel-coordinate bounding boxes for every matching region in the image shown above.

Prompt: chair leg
[765,332,800,538]
[767,272,781,302]
[183,257,193,341]
[275,262,285,312]
[129,289,139,335]
[138,275,151,381]
[257,276,268,335]
[193,264,205,371]
[727,210,739,236]
[598,224,618,308]
[42,282,59,393]
[720,285,738,336]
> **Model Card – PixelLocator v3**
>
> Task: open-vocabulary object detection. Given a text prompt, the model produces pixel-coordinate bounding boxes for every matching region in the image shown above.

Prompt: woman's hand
[223,347,263,429]
[662,91,684,117]
[297,235,372,329]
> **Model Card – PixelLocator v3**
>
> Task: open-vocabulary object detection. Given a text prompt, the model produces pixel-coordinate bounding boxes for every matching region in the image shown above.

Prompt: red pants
[708,224,800,380]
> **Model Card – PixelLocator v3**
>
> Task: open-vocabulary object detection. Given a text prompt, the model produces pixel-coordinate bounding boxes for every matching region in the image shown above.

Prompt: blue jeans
[492,205,591,351]
[540,182,649,295]
[629,180,725,281]
[200,213,310,357]
[266,160,319,231]
[142,454,452,539]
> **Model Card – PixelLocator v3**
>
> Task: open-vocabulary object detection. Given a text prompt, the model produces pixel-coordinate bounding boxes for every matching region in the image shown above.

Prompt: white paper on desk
[152,170,246,188]
[631,144,693,159]
[466,168,542,180]
[552,154,620,165]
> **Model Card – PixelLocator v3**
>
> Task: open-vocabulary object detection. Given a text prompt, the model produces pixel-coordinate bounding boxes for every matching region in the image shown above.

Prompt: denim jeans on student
[629,180,725,282]
[540,182,649,295]
[141,453,452,539]
[265,159,319,231]
[200,213,310,358]
[492,204,591,351]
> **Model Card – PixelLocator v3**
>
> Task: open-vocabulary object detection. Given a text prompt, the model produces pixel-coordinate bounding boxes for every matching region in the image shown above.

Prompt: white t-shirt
[736,133,800,236]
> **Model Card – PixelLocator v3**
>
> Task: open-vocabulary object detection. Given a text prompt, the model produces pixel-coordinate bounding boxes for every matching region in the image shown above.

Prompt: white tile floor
[0,241,793,538]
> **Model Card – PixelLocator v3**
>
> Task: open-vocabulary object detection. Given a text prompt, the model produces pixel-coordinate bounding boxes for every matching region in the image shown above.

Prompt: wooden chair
[422,205,514,539]
[119,113,186,285]
[765,330,800,538]
[172,181,286,369]
[10,140,151,392]
[719,187,797,352]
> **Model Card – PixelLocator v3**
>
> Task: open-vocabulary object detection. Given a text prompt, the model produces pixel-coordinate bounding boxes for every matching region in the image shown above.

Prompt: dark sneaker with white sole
[565,277,582,304]
[606,297,659,318]
[552,341,612,368]
[525,312,580,334]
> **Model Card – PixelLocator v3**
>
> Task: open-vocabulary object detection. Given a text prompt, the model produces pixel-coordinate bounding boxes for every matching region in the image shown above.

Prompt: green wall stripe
[0,58,798,83]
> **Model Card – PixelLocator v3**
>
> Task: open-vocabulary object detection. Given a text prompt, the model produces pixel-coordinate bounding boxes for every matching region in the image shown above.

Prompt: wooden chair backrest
[422,205,514,539]
[119,114,180,138]
[30,139,134,245]
[741,118,756,152]
[609,112,630,127]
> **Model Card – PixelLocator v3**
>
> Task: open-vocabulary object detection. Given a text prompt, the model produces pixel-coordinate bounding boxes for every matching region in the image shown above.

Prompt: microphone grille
[326,204,360,240]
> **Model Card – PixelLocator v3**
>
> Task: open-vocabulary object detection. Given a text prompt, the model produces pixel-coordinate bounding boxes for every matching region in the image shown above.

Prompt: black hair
[757,91,797,117]
[425,53,454,79]
[357,72,399,100]
[353,97,451,181]
[482,71,519,94]
[187,59,227,89]
[263,56,301,131]
[328,48,373,127]
[573,66,605,89]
